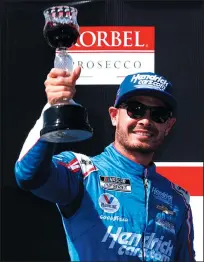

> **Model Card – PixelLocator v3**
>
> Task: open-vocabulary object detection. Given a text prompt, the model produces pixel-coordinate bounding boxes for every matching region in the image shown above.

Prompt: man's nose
[137,110,153,126]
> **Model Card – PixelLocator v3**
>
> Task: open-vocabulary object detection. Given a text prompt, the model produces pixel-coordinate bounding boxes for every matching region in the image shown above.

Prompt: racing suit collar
[105,143,156,177]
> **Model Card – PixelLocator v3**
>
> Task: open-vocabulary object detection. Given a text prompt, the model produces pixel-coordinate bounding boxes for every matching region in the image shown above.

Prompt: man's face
[109,96,176,154]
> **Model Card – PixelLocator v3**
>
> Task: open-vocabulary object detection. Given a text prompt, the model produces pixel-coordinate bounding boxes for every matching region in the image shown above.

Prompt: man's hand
[44,66,81,105]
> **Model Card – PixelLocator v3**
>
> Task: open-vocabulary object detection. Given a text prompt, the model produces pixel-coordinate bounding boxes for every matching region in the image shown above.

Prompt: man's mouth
[132,129,154,137]
[134,132,152,137]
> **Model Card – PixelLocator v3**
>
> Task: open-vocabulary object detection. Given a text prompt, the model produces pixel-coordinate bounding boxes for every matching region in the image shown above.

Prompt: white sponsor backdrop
[71,52,154,85]
[190,196,203,261]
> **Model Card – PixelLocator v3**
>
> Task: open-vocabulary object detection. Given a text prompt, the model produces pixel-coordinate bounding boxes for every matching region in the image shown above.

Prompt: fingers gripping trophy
[40,5,93,143]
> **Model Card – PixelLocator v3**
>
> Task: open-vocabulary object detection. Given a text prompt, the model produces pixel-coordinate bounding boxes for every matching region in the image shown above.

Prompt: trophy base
[41,129,92,143]
[40,104,93,143]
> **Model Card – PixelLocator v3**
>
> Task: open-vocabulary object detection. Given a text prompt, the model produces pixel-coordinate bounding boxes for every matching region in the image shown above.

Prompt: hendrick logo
[131,73,169,91]
[102,226,173,260]
[152,187,173,206]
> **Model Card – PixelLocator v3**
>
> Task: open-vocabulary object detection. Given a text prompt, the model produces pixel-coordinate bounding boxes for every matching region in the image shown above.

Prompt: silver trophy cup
[41,5,93,143]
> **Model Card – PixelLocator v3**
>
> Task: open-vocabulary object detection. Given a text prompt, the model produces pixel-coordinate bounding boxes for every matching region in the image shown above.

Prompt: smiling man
[15,69,195,261]
[109,72,177,167]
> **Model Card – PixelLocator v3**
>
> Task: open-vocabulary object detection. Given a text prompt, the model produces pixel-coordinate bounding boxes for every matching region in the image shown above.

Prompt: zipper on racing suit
[142,168,149,261]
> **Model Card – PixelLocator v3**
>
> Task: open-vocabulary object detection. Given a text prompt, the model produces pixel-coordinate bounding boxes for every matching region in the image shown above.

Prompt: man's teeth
[135,132,151,137]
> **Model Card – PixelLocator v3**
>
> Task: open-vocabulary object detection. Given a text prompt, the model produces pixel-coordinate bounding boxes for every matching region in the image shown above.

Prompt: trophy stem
[54,48,74,73]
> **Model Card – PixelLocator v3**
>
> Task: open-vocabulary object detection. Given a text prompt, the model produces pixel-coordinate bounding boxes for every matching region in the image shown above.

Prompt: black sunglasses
[119,101,173,123]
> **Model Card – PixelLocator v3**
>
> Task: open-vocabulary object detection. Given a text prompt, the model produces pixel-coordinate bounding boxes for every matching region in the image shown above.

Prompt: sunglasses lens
[151,108,170,123]
[126,103,146,119]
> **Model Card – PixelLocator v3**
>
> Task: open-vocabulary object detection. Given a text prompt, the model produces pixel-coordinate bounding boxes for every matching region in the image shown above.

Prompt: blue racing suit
[15,104,195,262]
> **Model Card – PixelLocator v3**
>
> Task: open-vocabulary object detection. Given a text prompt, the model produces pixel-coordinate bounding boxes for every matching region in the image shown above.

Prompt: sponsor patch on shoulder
[172,184,190,206]
[100,176,131,192]
[73,153,98,178]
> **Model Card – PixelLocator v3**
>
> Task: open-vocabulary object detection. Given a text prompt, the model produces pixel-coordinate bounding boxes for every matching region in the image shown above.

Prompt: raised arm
[15,67,82,205]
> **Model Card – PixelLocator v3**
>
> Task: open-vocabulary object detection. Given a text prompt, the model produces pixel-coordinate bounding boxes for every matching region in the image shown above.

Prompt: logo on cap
[130,73,169,91]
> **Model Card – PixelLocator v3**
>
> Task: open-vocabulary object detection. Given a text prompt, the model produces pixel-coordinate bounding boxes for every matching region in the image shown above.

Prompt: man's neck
[113,141,154,167]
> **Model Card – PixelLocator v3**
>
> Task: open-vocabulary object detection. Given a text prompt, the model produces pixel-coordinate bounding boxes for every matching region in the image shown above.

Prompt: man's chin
[133,146,154,154]
[124,142,155,154]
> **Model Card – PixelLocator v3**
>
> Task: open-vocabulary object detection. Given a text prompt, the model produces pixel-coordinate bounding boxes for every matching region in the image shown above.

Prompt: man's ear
[165,117,176,136]
[109,107,119,127]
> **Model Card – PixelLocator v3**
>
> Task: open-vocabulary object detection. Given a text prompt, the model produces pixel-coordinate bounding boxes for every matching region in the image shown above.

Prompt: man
[15,67,195,261]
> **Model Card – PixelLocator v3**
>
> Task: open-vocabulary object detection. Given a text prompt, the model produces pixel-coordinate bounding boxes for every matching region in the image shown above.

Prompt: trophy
[40,5,93,143]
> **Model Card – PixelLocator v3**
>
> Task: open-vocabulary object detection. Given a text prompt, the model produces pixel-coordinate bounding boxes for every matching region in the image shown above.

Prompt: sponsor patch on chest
[152,187,173,206]
[98,193,120,213]
[100,176,131,192]
[156,205,175,216]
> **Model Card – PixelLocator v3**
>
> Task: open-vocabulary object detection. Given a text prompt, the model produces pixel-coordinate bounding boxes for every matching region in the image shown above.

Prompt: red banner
[156,165,203,196]
[70,26,155,51]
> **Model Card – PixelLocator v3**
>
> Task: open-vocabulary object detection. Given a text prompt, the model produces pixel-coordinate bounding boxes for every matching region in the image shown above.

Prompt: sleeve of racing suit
[14,103,82,205]
[174,205,196,262]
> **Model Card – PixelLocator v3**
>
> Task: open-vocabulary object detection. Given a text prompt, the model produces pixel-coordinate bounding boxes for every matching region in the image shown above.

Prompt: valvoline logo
[104,194,114,204]
[99,193,120,214]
